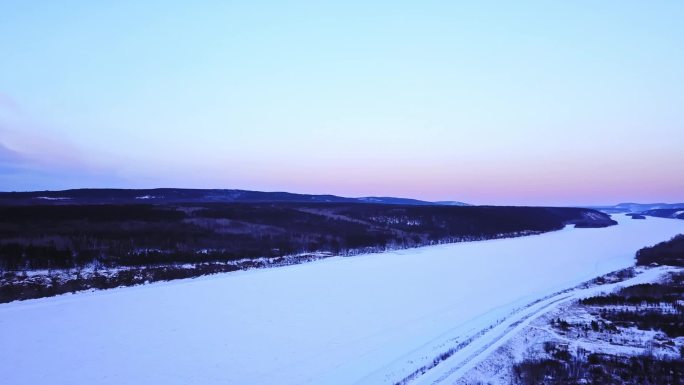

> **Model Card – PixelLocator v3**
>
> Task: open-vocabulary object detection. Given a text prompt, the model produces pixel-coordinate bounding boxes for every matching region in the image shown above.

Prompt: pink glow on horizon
[1,1,683,205]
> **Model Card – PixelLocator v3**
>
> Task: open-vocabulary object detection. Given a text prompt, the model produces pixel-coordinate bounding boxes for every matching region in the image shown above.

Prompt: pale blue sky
[1,1,682,204]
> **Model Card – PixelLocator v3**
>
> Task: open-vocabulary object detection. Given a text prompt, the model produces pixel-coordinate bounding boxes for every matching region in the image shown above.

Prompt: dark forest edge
[0,202,615,303]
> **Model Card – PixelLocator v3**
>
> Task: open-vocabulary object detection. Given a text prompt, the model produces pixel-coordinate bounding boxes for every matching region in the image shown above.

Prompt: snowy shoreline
[454,265,684,384]
[0,228,551,304]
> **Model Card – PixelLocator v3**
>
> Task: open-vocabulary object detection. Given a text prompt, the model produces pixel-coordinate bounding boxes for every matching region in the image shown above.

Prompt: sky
[0,1,682,205]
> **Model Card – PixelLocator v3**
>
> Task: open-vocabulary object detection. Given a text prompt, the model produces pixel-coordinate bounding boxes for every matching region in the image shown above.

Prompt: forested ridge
[0,203,614,271]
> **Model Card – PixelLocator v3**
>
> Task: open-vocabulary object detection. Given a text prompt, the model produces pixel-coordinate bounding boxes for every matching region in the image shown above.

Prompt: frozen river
[1,214,682,385]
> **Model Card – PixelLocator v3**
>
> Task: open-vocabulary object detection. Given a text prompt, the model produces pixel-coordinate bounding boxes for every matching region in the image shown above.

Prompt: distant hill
[0,188,469,206]
[640,208,684,220]
[590,202,684,214]
[434,201,471,206]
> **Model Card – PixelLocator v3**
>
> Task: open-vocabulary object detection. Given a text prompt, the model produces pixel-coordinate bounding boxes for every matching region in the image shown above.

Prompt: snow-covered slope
[419,265,680,385]
[1,215,682,385]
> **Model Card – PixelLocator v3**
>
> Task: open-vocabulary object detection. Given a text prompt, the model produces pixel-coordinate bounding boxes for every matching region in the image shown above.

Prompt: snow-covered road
[1,214,682,385]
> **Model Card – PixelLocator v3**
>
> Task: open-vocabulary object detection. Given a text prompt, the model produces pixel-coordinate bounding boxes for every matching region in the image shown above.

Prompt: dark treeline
[582,273,684,339]
[636,234,684,266]
[0,203,613,271]
[0,204,185,222]
[0,263,242,302]
[514,353,684,385]
[581,281,684,306]
[600,310,684,338]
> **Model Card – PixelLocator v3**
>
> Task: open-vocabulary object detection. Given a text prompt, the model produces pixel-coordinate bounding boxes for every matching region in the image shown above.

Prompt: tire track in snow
[388,288,580,385]
[426,294,572,384]
[406,266,676,385]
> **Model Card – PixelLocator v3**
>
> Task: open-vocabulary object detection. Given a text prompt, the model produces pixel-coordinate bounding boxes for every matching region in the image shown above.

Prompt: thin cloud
[0,142,125,191]
[0,142,25,164]
[0,92,20,115]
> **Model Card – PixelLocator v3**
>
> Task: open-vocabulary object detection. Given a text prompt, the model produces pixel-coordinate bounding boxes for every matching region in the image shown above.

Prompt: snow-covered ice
[0,214,682,385]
